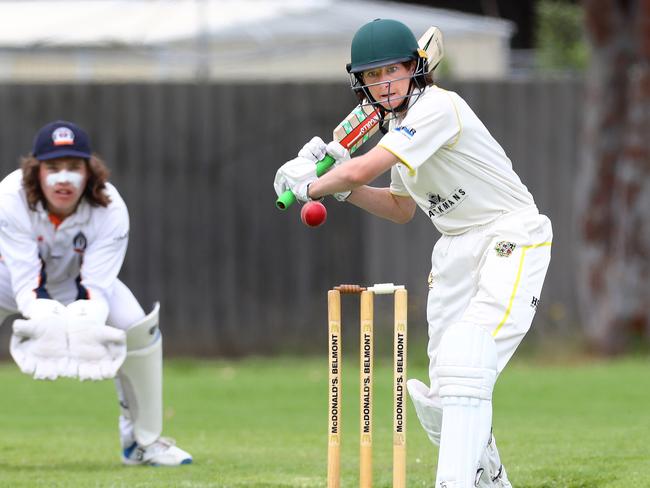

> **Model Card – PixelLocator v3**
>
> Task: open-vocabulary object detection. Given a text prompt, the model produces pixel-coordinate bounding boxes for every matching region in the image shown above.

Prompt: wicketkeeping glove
[10,314,70,380]
[66,317,126,381]
[65,300,126,381]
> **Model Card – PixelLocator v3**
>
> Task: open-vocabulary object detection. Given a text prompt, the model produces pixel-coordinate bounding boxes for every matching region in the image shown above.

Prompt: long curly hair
[20,155,112,211]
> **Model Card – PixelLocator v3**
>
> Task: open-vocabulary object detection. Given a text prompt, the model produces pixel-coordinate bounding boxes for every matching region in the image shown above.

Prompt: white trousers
[427,205,553,391]
[0,262,145,330]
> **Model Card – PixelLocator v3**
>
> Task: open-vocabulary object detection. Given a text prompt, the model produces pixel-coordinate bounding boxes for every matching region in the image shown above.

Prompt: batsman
[274,19,553,487]
[0,120,191,466]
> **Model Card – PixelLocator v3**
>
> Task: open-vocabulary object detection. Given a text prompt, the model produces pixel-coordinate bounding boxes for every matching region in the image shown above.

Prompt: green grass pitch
[0,355,648,487]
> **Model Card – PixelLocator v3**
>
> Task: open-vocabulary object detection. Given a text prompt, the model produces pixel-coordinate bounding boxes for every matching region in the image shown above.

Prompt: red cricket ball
[300,201,327,227]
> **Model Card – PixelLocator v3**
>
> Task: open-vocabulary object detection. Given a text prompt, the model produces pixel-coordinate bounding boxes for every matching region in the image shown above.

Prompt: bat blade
[418,26,444,73]
[333,104,382,154]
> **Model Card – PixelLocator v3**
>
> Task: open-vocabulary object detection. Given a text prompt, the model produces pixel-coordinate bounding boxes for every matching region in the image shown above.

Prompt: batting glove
[273,157,317,203]
[298,136,327,162]
[326,140,351,164]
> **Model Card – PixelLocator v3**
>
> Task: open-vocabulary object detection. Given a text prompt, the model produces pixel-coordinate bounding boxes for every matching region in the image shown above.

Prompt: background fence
[0,78,584,357]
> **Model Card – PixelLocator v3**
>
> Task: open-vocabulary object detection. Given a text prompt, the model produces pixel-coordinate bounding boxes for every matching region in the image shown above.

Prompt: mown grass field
[0,354,648,487]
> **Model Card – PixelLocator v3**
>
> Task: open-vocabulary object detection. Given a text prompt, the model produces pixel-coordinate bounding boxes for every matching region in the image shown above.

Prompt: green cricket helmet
[346,19,430,116]
[348,18,420,73]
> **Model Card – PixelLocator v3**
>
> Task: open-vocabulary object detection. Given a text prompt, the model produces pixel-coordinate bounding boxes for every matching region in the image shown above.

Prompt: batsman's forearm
[307,166,361,200]
[308,151,390,199]
[346,187,416,224]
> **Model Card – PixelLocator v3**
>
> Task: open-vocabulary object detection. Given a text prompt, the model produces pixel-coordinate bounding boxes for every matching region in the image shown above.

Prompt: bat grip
[275,154,336,210]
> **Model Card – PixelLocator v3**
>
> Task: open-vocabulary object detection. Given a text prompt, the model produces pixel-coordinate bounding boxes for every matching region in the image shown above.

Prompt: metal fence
[0,78,584,357]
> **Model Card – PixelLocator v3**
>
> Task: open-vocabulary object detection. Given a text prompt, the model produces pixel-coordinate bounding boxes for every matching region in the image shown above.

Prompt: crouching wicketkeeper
[0,120,191,466]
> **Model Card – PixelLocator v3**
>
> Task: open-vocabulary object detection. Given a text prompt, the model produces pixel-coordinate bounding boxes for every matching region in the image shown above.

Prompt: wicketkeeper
[274,19,553,487]
[0,120,191,466]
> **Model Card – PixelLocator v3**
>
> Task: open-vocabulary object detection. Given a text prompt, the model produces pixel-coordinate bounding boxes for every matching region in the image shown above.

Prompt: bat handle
[315,154,336,177]
[275,154,336,210]
[276,190,297,210]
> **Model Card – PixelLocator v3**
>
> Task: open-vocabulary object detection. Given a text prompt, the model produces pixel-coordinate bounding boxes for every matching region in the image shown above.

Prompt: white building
[0,0,515,81]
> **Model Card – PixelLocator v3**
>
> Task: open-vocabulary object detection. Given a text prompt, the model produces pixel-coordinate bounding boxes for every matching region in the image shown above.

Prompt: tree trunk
[577,0,650,353]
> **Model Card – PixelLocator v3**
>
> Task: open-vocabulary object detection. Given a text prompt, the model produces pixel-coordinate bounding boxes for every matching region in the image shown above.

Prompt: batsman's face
[39,157,88,219]
[362,62,415,111]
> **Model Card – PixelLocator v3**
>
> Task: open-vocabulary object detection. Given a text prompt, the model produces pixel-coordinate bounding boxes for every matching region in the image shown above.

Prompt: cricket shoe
[491,463,512,487]
[475,432,512,487]
[122,437,192,466]
[475,464,512,487]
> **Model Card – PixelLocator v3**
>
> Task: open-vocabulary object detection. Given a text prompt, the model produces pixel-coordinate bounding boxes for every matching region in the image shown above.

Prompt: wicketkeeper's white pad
[435,324,497,488]
[117,303,163,446]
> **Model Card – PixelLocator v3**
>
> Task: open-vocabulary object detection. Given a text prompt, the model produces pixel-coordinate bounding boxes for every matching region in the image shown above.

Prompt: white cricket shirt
[0,169,129,321]
[378,86,535,235]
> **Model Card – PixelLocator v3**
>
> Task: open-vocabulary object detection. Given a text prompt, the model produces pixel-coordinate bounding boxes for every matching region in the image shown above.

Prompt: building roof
[0,0,515,80]
[0,0,513,46]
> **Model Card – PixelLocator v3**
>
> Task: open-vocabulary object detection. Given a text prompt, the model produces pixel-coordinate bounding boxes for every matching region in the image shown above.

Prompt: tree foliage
[536,0,589,71]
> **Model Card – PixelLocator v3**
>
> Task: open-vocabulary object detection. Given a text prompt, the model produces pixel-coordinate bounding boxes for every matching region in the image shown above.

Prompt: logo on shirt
[52,127,75,146]
[73,232,87,253]
[427,188,467,219]
[427,193,442,206]
[494,241,516,257]
[393,125,417,140]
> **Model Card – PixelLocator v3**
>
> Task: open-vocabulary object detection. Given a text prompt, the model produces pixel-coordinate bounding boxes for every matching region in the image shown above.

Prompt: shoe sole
[122,457,193,466]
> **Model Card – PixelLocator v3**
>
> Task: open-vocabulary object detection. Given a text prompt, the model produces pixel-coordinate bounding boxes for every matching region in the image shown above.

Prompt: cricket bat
[275,26,444,211]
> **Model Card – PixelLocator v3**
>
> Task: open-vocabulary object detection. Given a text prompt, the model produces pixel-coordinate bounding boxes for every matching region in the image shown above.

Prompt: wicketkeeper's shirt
[0,169,129,321]
[378,86,535,236]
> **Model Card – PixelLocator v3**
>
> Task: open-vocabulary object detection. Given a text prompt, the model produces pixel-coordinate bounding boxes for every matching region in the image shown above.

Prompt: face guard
[347,56,429,121]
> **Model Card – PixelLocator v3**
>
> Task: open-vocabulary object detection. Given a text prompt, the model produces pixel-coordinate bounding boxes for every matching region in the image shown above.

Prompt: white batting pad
[435,324,497,488]
[406,378,442,445]
[116,303,162,446]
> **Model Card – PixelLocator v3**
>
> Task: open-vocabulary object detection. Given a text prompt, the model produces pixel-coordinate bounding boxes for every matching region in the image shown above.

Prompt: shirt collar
[36,198,92,228]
